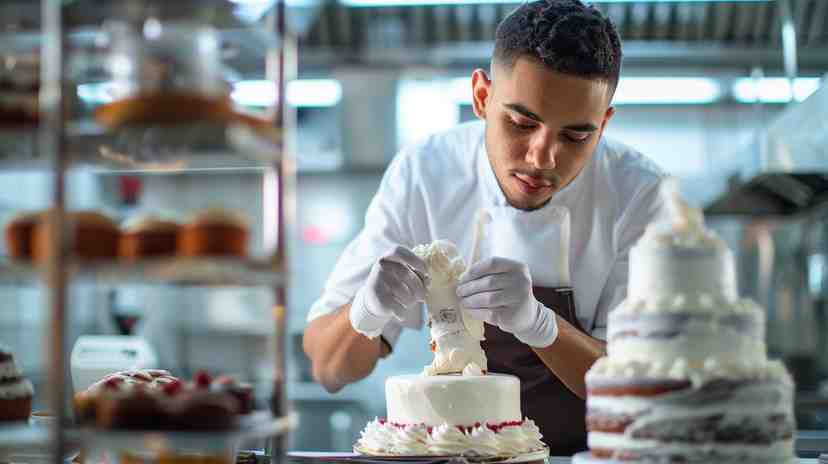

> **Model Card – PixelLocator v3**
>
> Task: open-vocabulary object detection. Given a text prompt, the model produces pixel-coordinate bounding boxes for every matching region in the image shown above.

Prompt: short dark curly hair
[493,0,622,96]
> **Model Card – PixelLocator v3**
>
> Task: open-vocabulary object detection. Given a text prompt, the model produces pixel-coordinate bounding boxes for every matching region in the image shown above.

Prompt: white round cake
[357,372,544,457]
[583,182,796,463]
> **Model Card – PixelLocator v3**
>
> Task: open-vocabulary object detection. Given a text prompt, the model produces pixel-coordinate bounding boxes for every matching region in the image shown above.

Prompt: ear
[600,106,615,132]
[471,69,492,120]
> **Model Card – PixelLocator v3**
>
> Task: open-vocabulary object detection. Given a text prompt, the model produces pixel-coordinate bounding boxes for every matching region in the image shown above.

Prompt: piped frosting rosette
[412,240,487,376]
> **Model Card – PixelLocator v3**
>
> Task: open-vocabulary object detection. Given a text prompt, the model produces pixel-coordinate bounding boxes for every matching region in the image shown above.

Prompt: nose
[525,132,557,170]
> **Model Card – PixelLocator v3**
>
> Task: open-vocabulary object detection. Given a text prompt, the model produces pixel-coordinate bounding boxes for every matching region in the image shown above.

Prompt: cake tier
[629,243,737,304]
[584,363,795,463]
[606,307,766,371]
[386,374,520,427]
[356,418,545,456]
[572,451,798,463]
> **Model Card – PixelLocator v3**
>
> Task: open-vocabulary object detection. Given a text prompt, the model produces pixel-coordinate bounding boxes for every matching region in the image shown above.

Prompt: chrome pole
[41,1,69,463]
[269,0,296,460]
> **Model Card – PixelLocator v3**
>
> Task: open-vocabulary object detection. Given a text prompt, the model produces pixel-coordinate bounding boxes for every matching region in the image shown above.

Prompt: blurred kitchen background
[0,0,827,455]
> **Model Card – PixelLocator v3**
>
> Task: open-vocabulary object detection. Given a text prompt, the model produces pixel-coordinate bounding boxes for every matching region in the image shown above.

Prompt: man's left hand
[456,257,558,348]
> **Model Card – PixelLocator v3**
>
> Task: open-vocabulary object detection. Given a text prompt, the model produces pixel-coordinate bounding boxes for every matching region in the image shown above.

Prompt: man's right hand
[349,246,430,338]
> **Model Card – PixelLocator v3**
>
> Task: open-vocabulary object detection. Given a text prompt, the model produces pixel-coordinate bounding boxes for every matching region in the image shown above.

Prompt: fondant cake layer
[386,374,521,426]
[629,243,737,304]
[606,311,766,370]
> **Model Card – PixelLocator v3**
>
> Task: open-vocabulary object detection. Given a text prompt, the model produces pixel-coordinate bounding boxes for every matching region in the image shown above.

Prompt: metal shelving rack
[0,1,295,463]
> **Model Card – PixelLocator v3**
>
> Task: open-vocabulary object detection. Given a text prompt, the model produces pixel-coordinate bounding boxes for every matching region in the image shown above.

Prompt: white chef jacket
[307,121,666,345]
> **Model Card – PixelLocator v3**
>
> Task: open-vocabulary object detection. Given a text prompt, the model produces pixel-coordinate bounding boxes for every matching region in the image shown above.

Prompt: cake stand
[353,445,550,463]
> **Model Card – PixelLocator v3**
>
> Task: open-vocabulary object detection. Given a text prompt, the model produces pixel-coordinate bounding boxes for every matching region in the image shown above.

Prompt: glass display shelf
[0,121,282,172]
[0,256,284,287]
[0,412,296,458]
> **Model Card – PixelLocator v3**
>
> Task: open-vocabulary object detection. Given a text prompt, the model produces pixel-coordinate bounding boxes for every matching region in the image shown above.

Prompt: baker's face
[471,57,615,210]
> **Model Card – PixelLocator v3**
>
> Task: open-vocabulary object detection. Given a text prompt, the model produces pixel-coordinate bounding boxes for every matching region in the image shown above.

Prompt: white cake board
[354,446,550,463]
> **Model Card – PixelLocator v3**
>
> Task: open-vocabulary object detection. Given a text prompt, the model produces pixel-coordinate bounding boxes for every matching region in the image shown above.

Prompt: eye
[563,133,590,144]
[506,117,536,131]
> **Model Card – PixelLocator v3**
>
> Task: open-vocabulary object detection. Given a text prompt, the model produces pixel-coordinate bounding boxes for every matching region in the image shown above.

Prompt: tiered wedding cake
[355,240,546,457]
[576,183,796,463]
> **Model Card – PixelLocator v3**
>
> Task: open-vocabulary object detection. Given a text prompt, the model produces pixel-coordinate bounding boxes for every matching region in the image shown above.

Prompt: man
[303,0,666,455]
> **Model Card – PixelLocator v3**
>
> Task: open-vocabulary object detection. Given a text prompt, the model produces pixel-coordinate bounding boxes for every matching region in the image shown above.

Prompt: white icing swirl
[466,425,501,456]
[641,178,723,250]
[0,360,22,380]
[587,357,792,387]
[412,240,466,287]
[496,420,544,455]
[0,378,34,399]
[356,419,545,457]
[462,363,484,377]
[356,418,397,453]
[615,294,761,316]
[428,424,471,455]
[391,424,429,455]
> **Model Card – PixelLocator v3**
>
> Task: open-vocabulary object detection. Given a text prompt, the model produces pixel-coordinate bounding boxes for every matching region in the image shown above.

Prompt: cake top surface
[638,178,723,250]
[187,208,250,228]
[388,372,518,385]
[122,214,181,233]
[412,239,465,288]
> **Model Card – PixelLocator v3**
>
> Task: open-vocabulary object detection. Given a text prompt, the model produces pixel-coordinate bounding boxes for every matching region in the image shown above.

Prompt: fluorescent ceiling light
[341,0,769,8]
[78,79,343,108]
[732,77,821,103]
[613,77,722,105]
[232,79,343,107]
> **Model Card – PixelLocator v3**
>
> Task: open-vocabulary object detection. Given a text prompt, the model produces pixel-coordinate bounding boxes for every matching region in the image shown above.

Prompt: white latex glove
[350,246,430,338]
[457,257,558,348]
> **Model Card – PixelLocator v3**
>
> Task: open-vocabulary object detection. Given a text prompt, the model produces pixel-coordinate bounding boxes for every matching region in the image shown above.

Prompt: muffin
[4,211,43,260]
[32,211,119,261]
[0,347,34,422]
[0,53,40,127]
[120,215,180,260]
[178,209,249,258]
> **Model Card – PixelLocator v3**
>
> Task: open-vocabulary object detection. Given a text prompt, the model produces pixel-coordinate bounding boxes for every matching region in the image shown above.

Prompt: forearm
[302,304,390,393]
[531,314,606,399]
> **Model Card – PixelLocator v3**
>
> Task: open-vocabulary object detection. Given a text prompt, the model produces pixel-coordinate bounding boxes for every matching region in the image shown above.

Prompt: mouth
[513,173,554,194]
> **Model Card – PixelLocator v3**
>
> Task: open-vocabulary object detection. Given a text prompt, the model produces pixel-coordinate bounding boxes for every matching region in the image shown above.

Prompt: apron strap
[481,286,588,455]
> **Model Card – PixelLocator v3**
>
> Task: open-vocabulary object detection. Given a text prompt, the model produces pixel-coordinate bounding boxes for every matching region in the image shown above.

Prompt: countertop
[548,459,820,464]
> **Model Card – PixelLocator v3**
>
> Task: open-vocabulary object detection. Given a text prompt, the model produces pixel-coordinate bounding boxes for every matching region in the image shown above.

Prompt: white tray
[353,445,550,463]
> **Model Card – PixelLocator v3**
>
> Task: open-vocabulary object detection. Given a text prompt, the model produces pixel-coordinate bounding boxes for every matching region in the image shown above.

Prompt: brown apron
[481,286,587,456]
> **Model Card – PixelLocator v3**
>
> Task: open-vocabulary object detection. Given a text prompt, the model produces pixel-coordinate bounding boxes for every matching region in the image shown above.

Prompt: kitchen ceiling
[299,0,828,70]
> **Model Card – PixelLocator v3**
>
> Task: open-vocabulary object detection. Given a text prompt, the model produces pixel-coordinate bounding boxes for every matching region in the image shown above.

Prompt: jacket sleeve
[306,151,422,347]
[590,177,666,340]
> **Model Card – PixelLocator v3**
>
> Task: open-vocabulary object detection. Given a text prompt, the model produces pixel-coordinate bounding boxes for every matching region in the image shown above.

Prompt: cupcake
[4,211,43,260]
[0,53,40,127]
[120,215,180,260]
[0,347,34,422]
[178,209,249,258]
[32,211,120,261]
